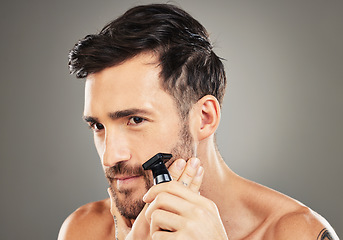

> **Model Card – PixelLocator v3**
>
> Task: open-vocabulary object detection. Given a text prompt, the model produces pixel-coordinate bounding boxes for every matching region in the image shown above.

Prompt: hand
[107,158,202,240]
[143,158,228,240]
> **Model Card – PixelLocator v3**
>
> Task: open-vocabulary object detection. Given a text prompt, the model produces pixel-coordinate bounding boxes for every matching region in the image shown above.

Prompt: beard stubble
[107,121,195,220]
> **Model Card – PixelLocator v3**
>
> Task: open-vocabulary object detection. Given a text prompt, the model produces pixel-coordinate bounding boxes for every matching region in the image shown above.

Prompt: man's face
[83,53,195,219]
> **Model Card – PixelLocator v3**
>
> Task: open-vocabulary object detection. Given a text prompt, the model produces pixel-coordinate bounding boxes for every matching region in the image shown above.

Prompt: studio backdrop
[0,0,342,239]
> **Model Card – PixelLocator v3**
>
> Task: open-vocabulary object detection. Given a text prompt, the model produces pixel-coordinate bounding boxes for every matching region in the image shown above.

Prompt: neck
[197,139,239,211]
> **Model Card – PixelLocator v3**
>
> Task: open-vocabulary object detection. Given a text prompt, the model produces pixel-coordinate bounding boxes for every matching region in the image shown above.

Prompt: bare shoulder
[237,177,339,239]
[267,206,339,239]
[58,198,114,240]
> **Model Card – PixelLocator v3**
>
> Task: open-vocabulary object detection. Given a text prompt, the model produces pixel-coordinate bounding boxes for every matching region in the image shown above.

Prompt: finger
[167,158,186,181]
[144,181,208,207]
[188,166,204,192]
[145,192,193,222]
[178,158,200,188]
[150,209,183,234]
[151,230,175,240]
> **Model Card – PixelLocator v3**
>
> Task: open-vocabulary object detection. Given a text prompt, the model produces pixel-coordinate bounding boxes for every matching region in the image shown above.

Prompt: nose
[102,130,131,167]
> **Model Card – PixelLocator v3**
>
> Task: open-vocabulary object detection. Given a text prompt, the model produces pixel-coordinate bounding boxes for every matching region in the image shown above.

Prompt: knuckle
[151,192,170,210]
[166,181,176,192]
[169,169,179,179]
[190,181,201,191]
[184,219,196,231]
[151,231,159,240]
[194,206,207,217]
[151,229,166,240]
[207,200,218,212]
[150,209,159,222]
[156,191,169,202]
[154,193,163,203]
[184,167,196,178]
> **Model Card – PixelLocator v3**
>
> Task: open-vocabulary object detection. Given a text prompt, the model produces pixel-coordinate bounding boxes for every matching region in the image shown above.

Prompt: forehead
[84,53,177,117]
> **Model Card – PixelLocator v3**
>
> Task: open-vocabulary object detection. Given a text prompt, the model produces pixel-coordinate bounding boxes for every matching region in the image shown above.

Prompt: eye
[89,122,104,132]
[128,116,145,125]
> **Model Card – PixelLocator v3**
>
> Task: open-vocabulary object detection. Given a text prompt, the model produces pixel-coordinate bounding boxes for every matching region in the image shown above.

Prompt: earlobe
[196,95,221,141]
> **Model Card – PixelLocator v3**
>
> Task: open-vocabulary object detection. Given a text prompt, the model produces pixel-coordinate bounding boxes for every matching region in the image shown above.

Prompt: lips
[115,174,141,180]
[115,175,143,185]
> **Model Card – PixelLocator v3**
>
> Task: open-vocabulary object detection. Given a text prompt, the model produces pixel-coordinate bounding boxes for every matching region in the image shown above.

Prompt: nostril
[102,149,132,167]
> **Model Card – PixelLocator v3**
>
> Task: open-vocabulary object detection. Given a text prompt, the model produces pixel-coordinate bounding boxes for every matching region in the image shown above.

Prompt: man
[59,4,339,240]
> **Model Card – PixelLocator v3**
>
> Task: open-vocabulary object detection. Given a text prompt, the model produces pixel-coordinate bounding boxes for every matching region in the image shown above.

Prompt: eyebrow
[109,108,153,119]
[83,108,153,123]
[82,116,99,123]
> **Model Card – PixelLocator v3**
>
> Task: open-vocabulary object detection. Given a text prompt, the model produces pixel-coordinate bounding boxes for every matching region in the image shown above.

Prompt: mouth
[114,175,143,185]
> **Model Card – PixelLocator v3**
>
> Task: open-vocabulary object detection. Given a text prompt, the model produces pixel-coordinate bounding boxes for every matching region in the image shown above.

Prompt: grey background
[0,0,342,239]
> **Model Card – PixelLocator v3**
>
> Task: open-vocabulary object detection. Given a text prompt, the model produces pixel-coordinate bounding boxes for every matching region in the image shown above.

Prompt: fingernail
[177,159,186,171]
[191,158,200,168]
[143,193,147,202]
[196,166,204,176]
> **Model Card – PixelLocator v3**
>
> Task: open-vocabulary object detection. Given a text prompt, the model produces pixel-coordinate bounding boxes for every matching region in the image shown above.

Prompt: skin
[58,53,339,240]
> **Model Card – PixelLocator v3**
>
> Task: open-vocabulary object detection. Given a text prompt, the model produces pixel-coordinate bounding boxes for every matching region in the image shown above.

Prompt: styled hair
[69,4,227,118]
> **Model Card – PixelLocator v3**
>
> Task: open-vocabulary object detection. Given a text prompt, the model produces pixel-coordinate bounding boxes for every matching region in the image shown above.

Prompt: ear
[192,95,221,141]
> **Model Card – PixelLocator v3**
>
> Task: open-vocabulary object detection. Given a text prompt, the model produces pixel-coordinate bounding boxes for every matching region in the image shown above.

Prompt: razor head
[142,153,173,185]
[142,153,173,170]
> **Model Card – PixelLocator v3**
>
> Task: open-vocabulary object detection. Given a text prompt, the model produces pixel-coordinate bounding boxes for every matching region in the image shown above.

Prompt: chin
[115,189,146,219]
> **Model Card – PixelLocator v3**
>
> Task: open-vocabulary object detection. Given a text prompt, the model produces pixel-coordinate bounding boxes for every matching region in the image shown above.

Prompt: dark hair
[69,4,227,118]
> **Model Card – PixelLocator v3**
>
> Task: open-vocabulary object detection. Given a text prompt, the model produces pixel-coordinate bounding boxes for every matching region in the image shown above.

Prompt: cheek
[128,131,155,153]
[150,126,180,150]
[128,127,178,155]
